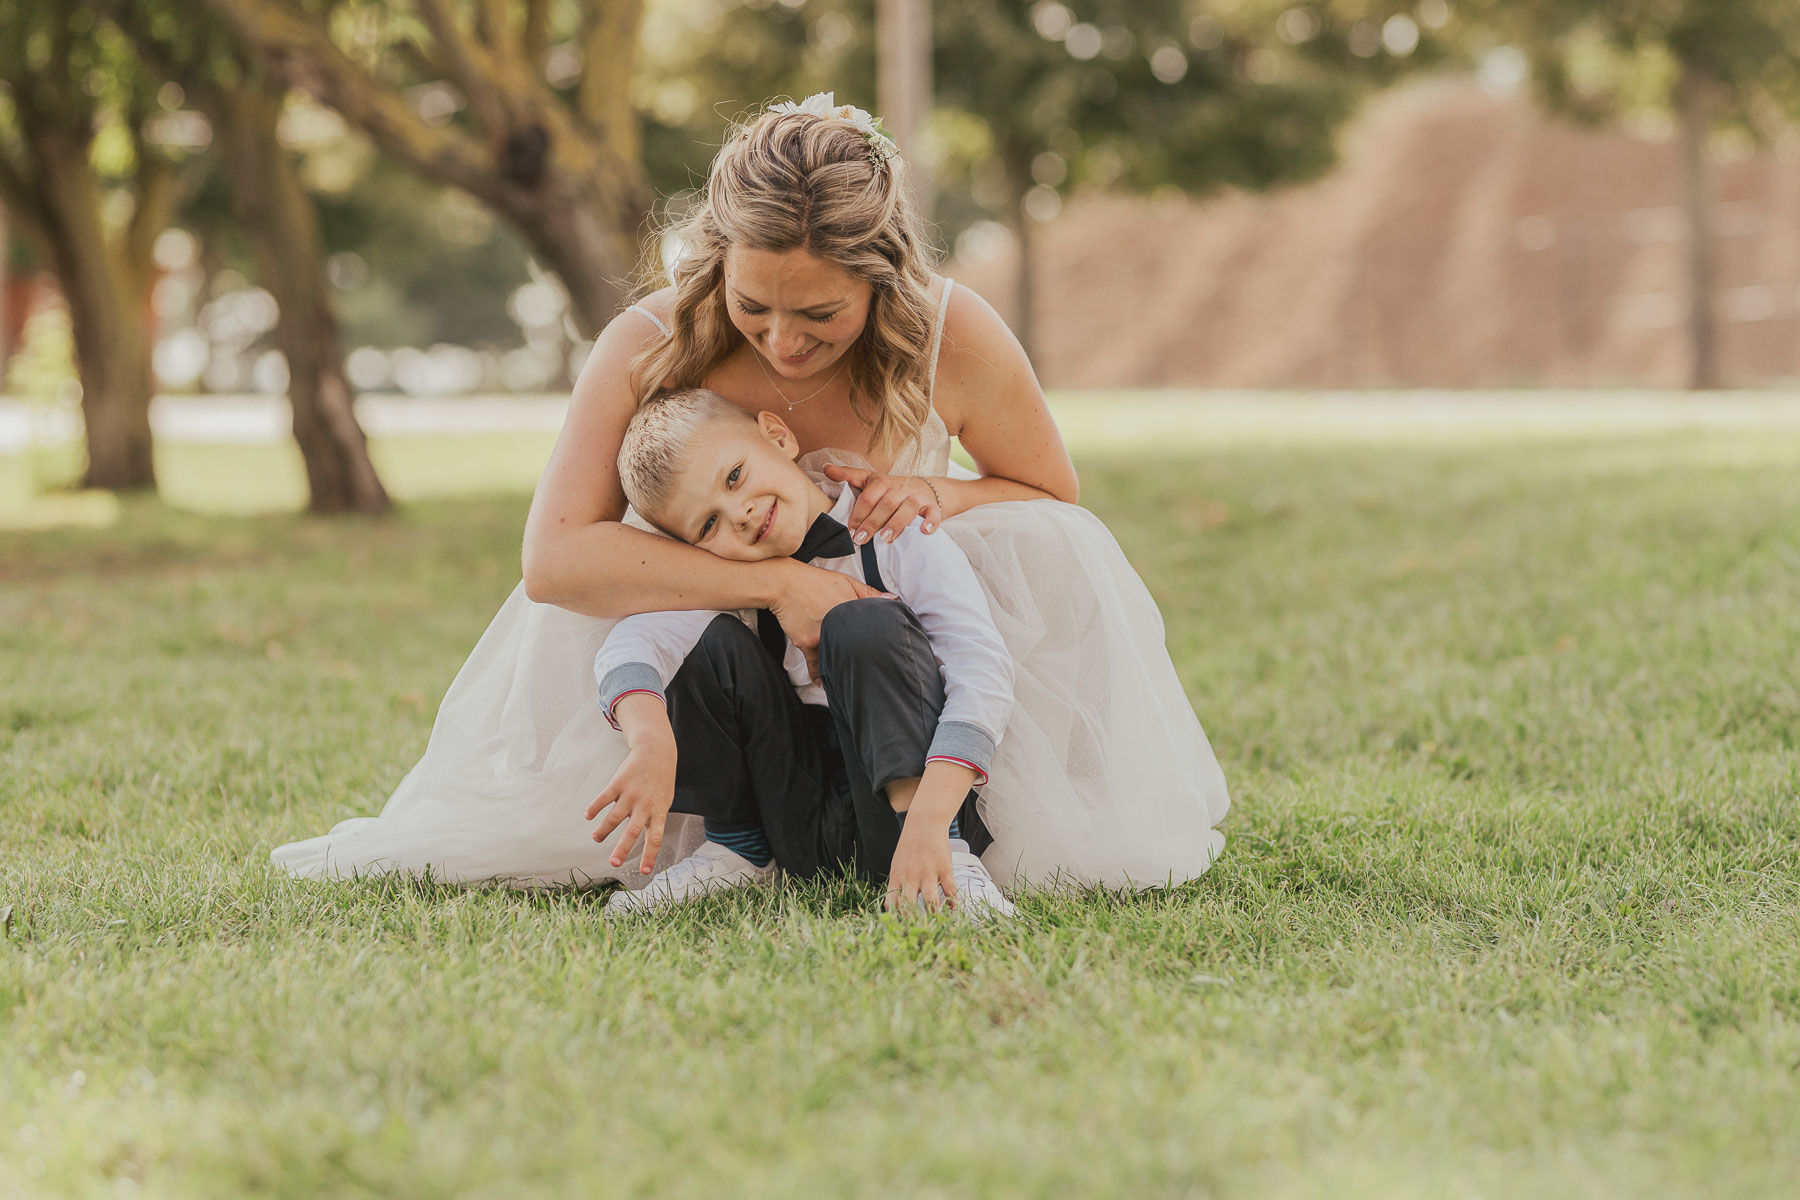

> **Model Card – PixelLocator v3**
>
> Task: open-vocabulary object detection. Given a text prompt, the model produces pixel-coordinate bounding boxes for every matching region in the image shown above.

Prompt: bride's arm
[522,306,878,629]
[834,283,1078,540]
[931,284,1080,510]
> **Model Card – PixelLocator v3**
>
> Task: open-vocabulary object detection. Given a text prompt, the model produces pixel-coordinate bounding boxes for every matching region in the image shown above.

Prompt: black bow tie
[792,512,855,563]
[759,510,878,667]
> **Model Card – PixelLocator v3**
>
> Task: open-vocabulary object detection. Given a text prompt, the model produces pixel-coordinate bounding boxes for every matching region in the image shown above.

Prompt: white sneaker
[604,840,778,916]
[950,851,1016,921]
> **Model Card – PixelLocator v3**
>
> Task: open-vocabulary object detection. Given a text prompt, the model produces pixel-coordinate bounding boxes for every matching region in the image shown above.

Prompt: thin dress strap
[625,304,671,339]
[925,278,954,399]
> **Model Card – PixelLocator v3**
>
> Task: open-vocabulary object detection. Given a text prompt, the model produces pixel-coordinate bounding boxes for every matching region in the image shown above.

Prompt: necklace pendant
[753,342,846,412]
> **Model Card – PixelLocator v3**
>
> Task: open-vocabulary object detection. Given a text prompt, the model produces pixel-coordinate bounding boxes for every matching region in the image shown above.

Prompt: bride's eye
[736,302,766,316]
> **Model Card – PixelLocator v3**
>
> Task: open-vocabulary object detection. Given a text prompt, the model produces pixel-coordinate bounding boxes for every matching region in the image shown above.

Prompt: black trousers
[664,597,989,882]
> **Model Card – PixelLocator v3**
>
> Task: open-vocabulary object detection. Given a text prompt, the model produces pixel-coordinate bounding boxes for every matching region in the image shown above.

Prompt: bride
[273,94,1229,892]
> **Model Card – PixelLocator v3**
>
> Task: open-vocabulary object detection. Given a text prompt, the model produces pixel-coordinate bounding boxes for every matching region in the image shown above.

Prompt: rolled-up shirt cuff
[598,662,666,730]
[926,720,996,786]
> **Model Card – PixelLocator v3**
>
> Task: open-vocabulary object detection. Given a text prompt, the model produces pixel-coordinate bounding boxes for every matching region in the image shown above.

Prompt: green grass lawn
[4,394,1799,1198]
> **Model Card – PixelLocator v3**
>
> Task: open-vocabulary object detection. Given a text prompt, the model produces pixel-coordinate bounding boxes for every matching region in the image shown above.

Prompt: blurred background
[1,0,1797,518]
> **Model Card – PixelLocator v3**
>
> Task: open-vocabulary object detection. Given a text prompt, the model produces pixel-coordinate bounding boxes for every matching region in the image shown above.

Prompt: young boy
[589,387,1016,918]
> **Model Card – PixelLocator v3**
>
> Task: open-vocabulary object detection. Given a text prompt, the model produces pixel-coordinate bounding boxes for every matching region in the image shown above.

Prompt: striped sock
[704,824,773,868]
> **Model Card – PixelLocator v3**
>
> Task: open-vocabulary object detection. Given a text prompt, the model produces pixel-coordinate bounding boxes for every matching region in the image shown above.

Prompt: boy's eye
[698,516,715,540]
[727,465,741,486]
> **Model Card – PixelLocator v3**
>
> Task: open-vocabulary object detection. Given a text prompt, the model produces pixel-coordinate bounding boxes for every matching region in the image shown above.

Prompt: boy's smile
[657,412,833,561]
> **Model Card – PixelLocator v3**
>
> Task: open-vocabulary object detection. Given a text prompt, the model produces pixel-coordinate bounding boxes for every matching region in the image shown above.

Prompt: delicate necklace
[753,345,846,411]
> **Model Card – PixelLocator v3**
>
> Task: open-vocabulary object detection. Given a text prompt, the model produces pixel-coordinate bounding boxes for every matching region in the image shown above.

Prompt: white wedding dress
[272,287,1230,890]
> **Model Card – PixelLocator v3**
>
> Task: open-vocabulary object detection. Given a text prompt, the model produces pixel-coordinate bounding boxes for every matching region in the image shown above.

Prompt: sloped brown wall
[950,79,1800,389]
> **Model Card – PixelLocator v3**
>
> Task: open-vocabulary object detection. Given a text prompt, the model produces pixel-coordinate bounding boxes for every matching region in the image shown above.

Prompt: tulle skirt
[270,498,1229,891]
[941,500,1229,887]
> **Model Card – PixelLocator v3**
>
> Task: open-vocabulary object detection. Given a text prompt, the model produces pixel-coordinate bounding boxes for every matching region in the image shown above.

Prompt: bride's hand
[821,465,945,543]
[768,559,887,677]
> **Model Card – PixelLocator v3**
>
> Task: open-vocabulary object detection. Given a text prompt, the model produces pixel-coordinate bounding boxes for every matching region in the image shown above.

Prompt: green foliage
[638,2,1455,260]
[4,396,1800,1194]
[638,0,876,202]
[934,2,1447,214]
[104,0,534,352]
[271,151,535,350]
[0,3,187,243]
[1463,0,1800,131]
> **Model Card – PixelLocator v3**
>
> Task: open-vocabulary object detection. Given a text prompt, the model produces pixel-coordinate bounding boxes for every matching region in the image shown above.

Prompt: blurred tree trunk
[0,9,183,493]
[1677,54,1721,391]
[204,74,390,515]
[199,0,650,337]
[1000,141,1035,360]
[5,118,165,491]
[878,0,934,220]
[0,208,9,380]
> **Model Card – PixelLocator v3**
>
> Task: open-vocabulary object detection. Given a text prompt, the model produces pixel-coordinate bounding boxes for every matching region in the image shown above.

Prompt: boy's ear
[756,410,800,461]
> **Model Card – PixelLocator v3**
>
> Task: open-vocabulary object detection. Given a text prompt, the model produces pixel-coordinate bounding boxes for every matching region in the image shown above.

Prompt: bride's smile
[724,246,874,380]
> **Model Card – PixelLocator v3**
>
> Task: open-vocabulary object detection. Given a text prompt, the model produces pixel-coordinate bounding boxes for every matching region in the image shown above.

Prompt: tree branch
[522,0,551,66]
[413,0,510,135]
[98,1,203,96]
[196,0,500,201]
[575,0,643,149]
[393,36,452,86]
[0,143,47,240]
[475,0,514,60]
[123,138,175,285]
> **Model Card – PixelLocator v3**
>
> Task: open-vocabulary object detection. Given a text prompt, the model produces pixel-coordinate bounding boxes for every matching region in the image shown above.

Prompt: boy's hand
[587,737,677,876]
[885,825,959,914]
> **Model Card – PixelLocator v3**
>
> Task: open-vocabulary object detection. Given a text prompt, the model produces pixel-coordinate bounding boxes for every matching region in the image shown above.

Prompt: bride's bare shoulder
[630,286,679,323]
[935,279,1021,358]
[929,277,1036,424]
[572,289,681,397]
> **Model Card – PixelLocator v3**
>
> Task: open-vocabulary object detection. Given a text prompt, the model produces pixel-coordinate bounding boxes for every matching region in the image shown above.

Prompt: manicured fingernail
[853,530,869,544]
[922,523,935,533]
[883,530,896,543]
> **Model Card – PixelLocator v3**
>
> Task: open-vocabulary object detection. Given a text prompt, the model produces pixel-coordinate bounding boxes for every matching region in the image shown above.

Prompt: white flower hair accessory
[767,92,899,163]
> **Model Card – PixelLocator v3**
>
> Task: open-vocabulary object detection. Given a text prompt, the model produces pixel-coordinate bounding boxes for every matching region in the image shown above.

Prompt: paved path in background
[0,394,573,452]
[4,391,1799,454]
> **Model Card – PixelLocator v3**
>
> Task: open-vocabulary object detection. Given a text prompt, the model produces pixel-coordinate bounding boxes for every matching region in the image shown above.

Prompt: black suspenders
[858,540,886,593]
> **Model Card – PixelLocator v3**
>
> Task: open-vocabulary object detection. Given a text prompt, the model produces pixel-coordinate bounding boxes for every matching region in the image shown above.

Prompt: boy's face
[656,412,831,561]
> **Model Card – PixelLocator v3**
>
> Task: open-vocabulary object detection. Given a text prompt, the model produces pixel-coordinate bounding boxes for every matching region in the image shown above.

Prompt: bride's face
[722,247,875,381]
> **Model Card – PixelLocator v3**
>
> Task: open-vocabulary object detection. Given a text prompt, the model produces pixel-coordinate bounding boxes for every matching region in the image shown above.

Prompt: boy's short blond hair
[617,388,758,522]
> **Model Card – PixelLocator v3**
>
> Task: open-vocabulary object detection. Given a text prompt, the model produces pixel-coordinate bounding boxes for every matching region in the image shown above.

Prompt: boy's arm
[877,529,1013,911]
[593,609,732,730]
[885,758,980,911]
[589,609,726,874]
[585,692,680,874]
[881,529,1014,787]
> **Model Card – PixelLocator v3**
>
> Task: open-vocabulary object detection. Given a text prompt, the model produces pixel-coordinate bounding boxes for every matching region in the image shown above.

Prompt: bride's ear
[756,410,800,459]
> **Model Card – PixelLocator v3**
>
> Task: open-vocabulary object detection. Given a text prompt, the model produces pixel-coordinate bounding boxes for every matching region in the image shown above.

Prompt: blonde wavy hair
[630,105,940,456]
